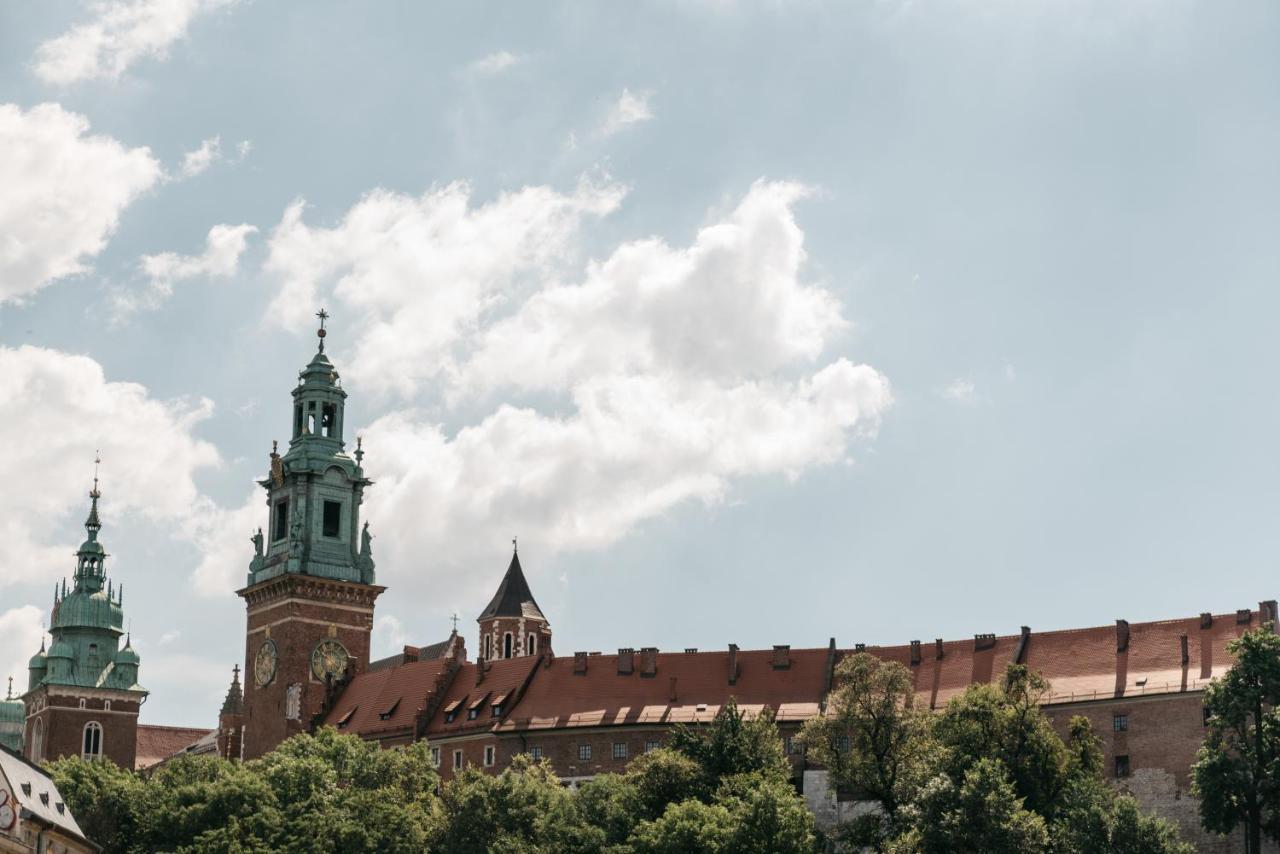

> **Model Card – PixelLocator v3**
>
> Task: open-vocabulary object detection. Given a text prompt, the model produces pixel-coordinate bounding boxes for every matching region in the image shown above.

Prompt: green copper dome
[51,588,123,633]
[46,640,73,660]
[115,639,140,666]
[0,699,21,725]
[27,645,46,670]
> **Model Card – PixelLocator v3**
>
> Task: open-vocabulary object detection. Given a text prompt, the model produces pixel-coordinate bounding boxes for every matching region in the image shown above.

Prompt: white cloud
[943,378,976,403]
[235,139,252,160]
[464,50,522,77]
[33,0,240,85]
[1004,363,1017,382]
[0,345,220,589]
[600,88,654,136]
[179,135,220,177]
[188,489,260,598]
[253,178,891,603]
[0,607,45,695]
[372,615,410,659]
[116,222,256,314]
[264,175,626,398]
[0,103,161,303]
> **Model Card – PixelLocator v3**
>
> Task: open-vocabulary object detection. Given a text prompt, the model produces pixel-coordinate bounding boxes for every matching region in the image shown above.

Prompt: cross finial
[451,611,459,632]
[233,663,240,682]
[512,536,518,554]
[6,676,11,701]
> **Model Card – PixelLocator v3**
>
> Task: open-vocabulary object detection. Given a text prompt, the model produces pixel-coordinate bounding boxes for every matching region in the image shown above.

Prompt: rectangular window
[453,750,463,771]
[322,501,341,538]
[612,742,628,760]
[1203,706,1212,727]
[1115,755,1130,778]
[484,745,496,767]
[468,708,479,720]
[529,746,543,760]
[645,739,660,753]
[430,747,440,767]
[835,735,851,754]
[578,744,592,761]
[273,499,290,541]
[1113,714,1129,732]
[785,736,795,755]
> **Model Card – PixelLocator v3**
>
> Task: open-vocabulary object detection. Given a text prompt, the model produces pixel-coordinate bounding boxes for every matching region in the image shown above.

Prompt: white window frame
[578,744,592,761]
[484,745,495,767]
[453,749,463,771]
[503,632,513,659]
[82,721,103,761]
[612,742,628,760]
[527,634,537,656]
[430,746,440,767]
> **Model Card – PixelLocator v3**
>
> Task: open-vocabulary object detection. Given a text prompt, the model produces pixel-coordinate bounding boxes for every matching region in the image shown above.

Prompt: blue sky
[1,1,1278,728]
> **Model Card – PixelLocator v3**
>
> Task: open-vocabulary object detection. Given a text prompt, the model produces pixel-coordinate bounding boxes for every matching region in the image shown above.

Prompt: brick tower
[237,312,384,759]
[477,543,551,660]
[22,474,146,768]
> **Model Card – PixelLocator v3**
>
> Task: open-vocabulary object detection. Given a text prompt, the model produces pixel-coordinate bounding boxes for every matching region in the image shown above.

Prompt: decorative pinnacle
[316,308,329,351]
[512,535,518,554]
[91,451,101,499]
[354,435,364,465]
[451,611,459,632]
[6,676,11,700]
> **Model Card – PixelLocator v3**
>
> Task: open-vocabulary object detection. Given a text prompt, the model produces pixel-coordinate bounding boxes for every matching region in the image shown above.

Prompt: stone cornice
[237,573,385,609]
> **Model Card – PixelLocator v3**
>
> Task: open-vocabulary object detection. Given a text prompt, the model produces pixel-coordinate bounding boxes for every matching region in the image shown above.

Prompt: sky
[1,0,1279,729]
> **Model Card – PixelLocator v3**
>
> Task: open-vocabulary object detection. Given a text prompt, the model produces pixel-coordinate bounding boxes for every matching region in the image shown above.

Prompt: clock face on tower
[311,638,349,682]
[254,640,278,687]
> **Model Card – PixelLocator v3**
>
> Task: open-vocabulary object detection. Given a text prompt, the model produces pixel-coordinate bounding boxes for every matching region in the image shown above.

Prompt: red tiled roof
[135,724,213,770]
[322,657,454,737]
[864,609,1259,708]
[425,657,542,738]
[496,647,830,733]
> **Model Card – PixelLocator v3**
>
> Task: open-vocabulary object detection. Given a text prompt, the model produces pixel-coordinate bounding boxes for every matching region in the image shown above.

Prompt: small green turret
[0,678,23,752]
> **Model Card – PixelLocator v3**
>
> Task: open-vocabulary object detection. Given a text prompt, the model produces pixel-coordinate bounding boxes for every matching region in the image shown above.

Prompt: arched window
[31,718,44,762]
[527,634,537,656]
[104,700,112,711]
[483,634,492,660]
[82,721,103,761]
[503,632,513,659]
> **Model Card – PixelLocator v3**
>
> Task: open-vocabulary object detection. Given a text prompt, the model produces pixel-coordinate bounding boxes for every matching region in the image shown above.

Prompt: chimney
[934,639,944,660]
[475,658,488,685]
[1180,634,1190,665]
[854,643,866,652]
[1013,626,1031,664]
[772,645,791,670]
[573,651,588,675]
[974,633,996,651]
[909,640,921,666]
[1237,609,1253,625]
[1116,620,1130,653]
[669,676,678,703]
[640,647,658,677]
[618,648,635,675]
[728,644,740,685]
[1262,600,1279,628]
[1200,612,1213,629]
[402,645,421,664]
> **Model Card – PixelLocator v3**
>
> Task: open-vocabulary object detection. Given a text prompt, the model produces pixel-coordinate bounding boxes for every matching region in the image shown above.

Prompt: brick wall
[23,691,140,769]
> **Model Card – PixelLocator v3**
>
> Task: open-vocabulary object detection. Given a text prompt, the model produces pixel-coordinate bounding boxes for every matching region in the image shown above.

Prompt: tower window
[82,721,102,761]
[528,634,537,656]
[483,634,492,660]
[273,499,290,541]
[322,403,337,438]
[503,633,513,659]
[88,644,98,671]
[307,402,317,434]
[322,501,342,538]
[294,404,303,438]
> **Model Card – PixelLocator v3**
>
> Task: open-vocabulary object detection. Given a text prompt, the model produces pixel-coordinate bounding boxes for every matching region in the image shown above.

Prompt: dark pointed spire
[221,664,244,716]
[478,542,546,622]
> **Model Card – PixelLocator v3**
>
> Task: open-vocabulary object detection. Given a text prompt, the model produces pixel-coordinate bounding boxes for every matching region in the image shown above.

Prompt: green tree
[668,697,791,789]
[624,748,704,818]
[431,753,572,853]
[46,754,147,853]
[1193,625,1280,854]
[799,652,933,831]
[896,757,1049,854]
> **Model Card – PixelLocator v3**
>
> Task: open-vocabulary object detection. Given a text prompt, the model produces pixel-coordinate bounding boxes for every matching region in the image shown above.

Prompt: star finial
[91,451,101,499]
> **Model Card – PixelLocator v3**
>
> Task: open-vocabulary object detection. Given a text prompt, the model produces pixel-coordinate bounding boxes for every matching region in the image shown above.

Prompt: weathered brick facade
[22,689,140,769]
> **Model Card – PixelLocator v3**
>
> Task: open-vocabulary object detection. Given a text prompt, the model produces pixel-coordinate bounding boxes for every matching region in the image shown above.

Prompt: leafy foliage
[1192,625,1280,852]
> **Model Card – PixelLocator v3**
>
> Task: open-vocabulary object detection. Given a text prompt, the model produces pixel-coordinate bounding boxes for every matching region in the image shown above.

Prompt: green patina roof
[27,483,145,698]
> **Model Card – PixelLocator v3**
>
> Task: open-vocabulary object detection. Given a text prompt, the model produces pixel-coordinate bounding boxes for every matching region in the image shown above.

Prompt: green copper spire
[29,468,145,697]
[244,312,376,588]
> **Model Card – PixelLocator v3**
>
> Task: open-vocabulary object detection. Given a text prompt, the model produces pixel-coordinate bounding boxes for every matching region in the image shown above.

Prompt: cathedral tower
[477,543,551,660]
[237,313,384,759]
[22,475,146,768]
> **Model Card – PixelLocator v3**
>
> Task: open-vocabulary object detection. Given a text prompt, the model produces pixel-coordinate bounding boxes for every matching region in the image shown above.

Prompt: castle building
[14,318,1270,852]
[21,480,146,769]
[0,682,21,754]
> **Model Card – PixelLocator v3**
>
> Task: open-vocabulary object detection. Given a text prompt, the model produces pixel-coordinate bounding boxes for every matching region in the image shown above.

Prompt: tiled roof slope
[497,647,831,733]
[369,635,456,672]
[0,743,89,844]
[425,657,543,738]
[135,724,214,770]
[862,607,1268,709]
[323,656,454,737]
